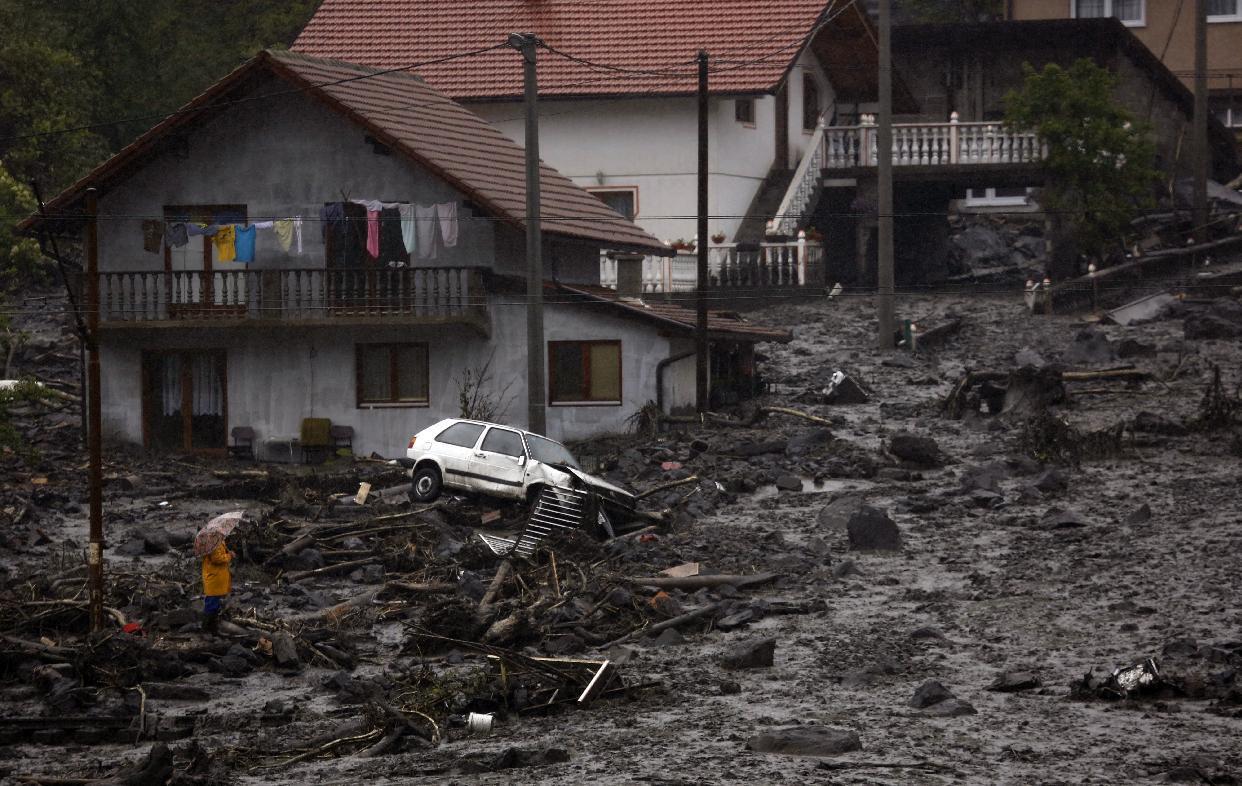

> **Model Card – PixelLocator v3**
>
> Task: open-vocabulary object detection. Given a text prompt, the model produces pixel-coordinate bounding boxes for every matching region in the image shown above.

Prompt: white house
[22,50,789,459]
[292,0,887,246]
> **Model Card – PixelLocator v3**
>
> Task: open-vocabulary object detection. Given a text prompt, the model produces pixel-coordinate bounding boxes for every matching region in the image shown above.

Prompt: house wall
[891,36,1201,177]
[1009,1,1242,97]
[95,76,503,275]
[787,49,838,164]
[98,298,687,457]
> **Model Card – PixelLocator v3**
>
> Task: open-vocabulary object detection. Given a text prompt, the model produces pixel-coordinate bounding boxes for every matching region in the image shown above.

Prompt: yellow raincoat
[201,542,232,596]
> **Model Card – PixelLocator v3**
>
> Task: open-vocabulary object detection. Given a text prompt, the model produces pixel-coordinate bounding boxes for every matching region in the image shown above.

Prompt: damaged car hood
[541,464,636,506]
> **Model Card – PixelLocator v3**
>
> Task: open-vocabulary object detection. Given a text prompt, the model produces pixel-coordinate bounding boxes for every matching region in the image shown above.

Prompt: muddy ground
[1,285,1240,785]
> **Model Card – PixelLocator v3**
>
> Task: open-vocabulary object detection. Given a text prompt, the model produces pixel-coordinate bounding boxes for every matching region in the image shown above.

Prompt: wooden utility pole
[85,187,104,633]
[695,50,710,412]
[876,0,895,349]
[1193,0,1209,244]
[511,33,547,435]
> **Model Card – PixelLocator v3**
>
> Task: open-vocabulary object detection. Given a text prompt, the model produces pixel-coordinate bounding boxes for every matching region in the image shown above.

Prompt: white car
[400,419,637,514]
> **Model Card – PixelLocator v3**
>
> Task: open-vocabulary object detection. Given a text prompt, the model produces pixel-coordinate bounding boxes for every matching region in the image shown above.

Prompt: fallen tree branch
[604,601,723,648]
[622,572,778,591]
[283,558,379,584]
[635,475,699,500]
[759,406,833,427]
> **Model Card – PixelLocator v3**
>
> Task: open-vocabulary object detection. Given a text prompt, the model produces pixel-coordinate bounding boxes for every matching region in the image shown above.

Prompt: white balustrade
[818,116,1045,170]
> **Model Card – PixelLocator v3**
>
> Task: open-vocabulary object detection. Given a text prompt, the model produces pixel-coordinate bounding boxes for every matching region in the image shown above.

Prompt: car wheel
[411,465,442,502]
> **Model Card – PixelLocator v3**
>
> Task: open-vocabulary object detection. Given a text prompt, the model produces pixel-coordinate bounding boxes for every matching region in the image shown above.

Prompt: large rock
[921,697,977,717]
[888,432,946,467]
[909,679,954,708]
[817,494,866,532]
[720,638,776,670]
[987,671,1041,693]
[847,506,901,551]
[271,632,301,669]
[746,726,862,757]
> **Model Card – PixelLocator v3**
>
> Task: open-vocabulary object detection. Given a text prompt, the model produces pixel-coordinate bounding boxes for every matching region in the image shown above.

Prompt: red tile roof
[21,50,668,254]
[292,0,870,100]
[555,283,792,342]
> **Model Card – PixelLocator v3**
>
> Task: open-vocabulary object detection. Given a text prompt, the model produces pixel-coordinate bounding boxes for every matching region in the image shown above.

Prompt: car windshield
[526,434,580,470]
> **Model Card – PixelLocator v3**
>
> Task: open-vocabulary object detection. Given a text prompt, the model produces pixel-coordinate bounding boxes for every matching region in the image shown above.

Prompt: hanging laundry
[274,219,294,252]
[252,220,274,230]
[320,202,345,244]
[436,201,459,248]
[142,220,163,253]
[187,223,218,237]
[293,216,302,253]
[351,199,384,259]
[234,225,256,263]
[379,206,406,264]
[213,225,237,262]
[398,204,416,255]
[414,203,439,260]
[164,222,189,248]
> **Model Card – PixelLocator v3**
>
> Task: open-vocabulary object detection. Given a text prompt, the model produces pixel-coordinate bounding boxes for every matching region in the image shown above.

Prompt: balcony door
[142,350,228,453]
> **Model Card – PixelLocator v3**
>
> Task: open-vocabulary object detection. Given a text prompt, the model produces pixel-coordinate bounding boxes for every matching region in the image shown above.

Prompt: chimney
[614,253,644,298]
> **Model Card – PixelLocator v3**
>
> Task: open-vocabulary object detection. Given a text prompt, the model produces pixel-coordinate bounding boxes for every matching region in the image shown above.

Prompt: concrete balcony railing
[600,237,825,294]
[823,112,1046,169]
[90,266,488,331]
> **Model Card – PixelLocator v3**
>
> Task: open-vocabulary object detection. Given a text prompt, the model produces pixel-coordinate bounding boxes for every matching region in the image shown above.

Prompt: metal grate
[477,486,590,559]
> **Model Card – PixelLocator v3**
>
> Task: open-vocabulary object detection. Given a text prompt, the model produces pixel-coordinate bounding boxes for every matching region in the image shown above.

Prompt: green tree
[1004,58,1159,274]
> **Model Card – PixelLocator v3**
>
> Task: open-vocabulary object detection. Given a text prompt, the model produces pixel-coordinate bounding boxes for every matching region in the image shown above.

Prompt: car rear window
[435,422,485,448]
[481,427,525,457]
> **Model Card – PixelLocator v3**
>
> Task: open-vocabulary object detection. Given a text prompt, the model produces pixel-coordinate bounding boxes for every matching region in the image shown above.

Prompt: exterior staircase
[734,167,794,244]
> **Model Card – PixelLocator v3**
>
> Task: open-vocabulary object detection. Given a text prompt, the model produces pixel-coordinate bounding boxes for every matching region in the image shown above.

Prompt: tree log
[635,475,700,500]
[283,557,378,584]
[622,572,778,590]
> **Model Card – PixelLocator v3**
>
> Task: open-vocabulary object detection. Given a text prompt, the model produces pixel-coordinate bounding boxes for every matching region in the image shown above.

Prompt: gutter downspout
[656,349,696,413]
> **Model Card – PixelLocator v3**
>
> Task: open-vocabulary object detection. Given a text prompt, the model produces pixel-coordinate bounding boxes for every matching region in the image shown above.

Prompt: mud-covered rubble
[4,280,1242,783]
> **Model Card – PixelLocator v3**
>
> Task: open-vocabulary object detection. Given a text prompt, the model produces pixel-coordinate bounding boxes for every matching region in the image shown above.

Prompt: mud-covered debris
[822,370,870,405]
[846,506,901,551]
[720,637,776,670]
[746,726,862,757]
[987,671,1042,693]
[888,432,947,467]
[909,679,954,708]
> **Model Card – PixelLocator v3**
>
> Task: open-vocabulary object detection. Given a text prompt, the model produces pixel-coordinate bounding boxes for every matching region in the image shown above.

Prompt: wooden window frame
[1207,0,1242,21]
[735,97,756,126]
[548,340,622,407]
[355,342,430,408]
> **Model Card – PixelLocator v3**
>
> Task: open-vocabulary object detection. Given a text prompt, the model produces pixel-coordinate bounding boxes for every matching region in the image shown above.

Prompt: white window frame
[1207,0,1242,22]
[586,186,639,221]
[1070,0,1146,27]
[963,187,1033,208]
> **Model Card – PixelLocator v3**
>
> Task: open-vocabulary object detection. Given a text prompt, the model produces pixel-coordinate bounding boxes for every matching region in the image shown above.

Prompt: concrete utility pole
[876,0,895,349]
[696,50,710,413]
[85,188,104,633]
[510,32,547,435]
[1193,0,1209,245]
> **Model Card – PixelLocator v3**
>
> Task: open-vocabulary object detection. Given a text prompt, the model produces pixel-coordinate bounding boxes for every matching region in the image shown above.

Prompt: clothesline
[140,197,461,264]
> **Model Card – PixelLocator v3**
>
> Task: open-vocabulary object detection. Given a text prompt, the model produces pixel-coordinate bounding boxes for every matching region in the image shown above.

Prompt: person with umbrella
[195,511,244,634]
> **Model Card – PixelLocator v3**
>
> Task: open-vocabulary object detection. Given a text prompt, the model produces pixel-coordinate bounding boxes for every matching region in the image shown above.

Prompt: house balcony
[600,238,824,294]
[821,113,1047,171]
[91,266,489,333]
[770,113,1048,236]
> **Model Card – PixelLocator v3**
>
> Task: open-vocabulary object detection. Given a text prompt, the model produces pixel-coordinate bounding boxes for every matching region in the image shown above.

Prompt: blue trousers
[203,595,225,616]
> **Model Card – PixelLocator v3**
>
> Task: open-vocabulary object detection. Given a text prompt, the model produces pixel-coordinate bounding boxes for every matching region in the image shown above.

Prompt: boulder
[888,432,946,467]
[774,474,803,492]
[746,726,861,757]
[1039,507,1088,529]
[786,428,834,455]
[271,632,301,669]
[951,224,1010,267]
[1126,503,1153,525]
[847,506,901,551]
[909,679,954,708]
[720,637,776,670]
[728,439,788,457]
[1033,469,1068,494]
[817,494,866,532]
[1014,347,1047,368]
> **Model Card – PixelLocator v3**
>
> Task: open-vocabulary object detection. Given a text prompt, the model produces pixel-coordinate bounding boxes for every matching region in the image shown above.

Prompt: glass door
[143,350,227,452]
